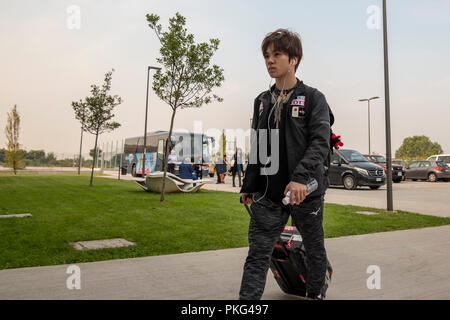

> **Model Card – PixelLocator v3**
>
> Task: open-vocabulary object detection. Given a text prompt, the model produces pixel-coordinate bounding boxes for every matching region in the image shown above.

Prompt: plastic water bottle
[282,178,318,205]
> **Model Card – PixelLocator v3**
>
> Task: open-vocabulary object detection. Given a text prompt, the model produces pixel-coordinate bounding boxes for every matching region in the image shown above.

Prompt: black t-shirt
[265,86,295,203]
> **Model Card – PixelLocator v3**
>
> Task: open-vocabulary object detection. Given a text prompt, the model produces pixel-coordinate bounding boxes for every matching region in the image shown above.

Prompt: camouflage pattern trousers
[239,194,327,300]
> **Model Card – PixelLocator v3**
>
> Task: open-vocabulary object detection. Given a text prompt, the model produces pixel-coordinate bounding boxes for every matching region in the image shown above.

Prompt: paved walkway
[1,225,449,299]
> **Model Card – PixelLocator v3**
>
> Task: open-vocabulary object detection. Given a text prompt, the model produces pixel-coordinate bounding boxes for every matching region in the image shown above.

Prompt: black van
[328,149,386,190]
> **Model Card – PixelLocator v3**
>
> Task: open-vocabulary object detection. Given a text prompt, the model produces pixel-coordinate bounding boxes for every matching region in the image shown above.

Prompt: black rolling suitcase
[269,225,333,298]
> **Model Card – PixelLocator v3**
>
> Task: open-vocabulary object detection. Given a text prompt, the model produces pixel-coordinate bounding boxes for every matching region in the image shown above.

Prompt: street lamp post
[358,96,379,155]
[383,0,393,211]
[142,66,162,177]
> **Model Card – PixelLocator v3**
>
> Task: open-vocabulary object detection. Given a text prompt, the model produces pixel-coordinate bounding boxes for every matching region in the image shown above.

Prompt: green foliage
[4,105,25,174]
[395,135,443,160]
[219,129,226,157]
[146,12,225,200]
[72,70,122,136]
[25,150,46,162]
[89,148,102,159]
[72,69,122,186]
[146,12,225,109]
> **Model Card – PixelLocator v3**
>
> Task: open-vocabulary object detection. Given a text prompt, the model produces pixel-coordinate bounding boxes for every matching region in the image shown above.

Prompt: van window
[438,156,450,163]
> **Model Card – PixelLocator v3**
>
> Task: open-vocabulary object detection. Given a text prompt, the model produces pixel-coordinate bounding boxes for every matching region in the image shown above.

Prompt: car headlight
[355,167,368,176]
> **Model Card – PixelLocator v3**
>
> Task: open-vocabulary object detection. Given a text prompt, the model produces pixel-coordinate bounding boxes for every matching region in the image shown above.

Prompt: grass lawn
[1,174,450,270]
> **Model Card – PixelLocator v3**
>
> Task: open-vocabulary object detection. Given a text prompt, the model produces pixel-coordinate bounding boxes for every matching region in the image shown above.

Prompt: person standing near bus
[168,150,177,174]
[231,148,243,187]
[215,152,226,184]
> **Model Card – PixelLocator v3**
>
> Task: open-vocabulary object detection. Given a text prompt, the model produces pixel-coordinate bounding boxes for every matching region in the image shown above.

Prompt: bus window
[157,139,164,156]
[173,133,191,161]
[193,134,203,163]
[202,137,212,163]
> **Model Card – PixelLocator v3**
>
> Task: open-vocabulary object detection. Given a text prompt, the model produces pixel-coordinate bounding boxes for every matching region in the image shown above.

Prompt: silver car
[404,160,450,182]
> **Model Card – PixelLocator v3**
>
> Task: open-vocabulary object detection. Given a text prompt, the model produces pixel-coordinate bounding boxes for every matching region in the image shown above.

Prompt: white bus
[121,131,215,178]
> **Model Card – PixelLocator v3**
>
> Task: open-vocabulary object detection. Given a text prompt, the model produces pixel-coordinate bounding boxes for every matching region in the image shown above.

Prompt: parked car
[427,154,450,167]
[392,159,406,166]
[328,149,386,190]
[364,154,404,183]
[404,160,450,182]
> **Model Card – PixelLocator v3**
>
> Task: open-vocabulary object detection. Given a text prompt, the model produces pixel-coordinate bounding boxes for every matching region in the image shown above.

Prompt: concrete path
[1,225,449,300]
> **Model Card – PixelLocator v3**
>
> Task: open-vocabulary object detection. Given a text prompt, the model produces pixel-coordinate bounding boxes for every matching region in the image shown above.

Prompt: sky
[1,0,449,159]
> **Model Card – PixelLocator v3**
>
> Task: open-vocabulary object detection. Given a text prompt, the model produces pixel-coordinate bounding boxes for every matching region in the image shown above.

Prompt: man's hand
[241,193,254,205]
[284,181,307,205]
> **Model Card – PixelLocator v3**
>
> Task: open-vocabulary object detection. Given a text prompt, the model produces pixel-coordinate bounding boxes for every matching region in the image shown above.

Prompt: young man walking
[239,29,334,300]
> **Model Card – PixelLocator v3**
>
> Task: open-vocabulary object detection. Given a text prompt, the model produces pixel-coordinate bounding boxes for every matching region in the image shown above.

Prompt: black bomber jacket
[240,79,334,199]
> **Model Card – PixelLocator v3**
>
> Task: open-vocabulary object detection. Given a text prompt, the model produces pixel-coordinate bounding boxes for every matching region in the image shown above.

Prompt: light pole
[142,65,161,177]
[358,96,379,155]
[383,0,393,211]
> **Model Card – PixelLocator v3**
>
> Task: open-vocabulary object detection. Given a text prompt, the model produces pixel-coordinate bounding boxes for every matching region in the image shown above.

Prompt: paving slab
[0,213,32,219]
[0,225,449,300]
[69,238,136,251]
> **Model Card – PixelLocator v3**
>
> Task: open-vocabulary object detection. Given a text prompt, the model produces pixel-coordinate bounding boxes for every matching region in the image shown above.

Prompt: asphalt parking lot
[325,180,450,218]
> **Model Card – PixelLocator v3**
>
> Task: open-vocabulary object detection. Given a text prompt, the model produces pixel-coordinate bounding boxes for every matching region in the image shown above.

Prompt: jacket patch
[291,96,305,106]
[259,101,264,115]
[292,106,306,118]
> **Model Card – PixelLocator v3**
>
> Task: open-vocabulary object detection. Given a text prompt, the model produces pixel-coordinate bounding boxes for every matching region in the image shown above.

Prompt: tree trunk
[160,108,177,202]
[90,132,99,186]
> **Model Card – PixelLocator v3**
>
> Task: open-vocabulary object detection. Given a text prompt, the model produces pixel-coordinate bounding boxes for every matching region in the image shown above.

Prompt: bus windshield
[171,133,213,164]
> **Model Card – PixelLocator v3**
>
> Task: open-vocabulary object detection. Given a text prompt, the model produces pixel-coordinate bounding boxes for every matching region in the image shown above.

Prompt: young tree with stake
[72,69,122,186]
[146,12,225,201]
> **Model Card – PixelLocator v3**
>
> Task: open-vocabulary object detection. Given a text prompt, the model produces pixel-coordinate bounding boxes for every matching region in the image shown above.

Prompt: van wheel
[343,175,356,190]
[131,164,137,177]
[428,173,437,182]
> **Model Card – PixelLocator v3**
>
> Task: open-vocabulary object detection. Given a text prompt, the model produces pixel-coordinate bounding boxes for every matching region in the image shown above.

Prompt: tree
[25,150,46,162]
[0,148,5,164]
[219,129,227,159]
[72,69,122,186]
[146,12,225,201]
[45,152,57,165]
[89,148,102,160]
[5,105,25,174]
[395,135,443,160]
